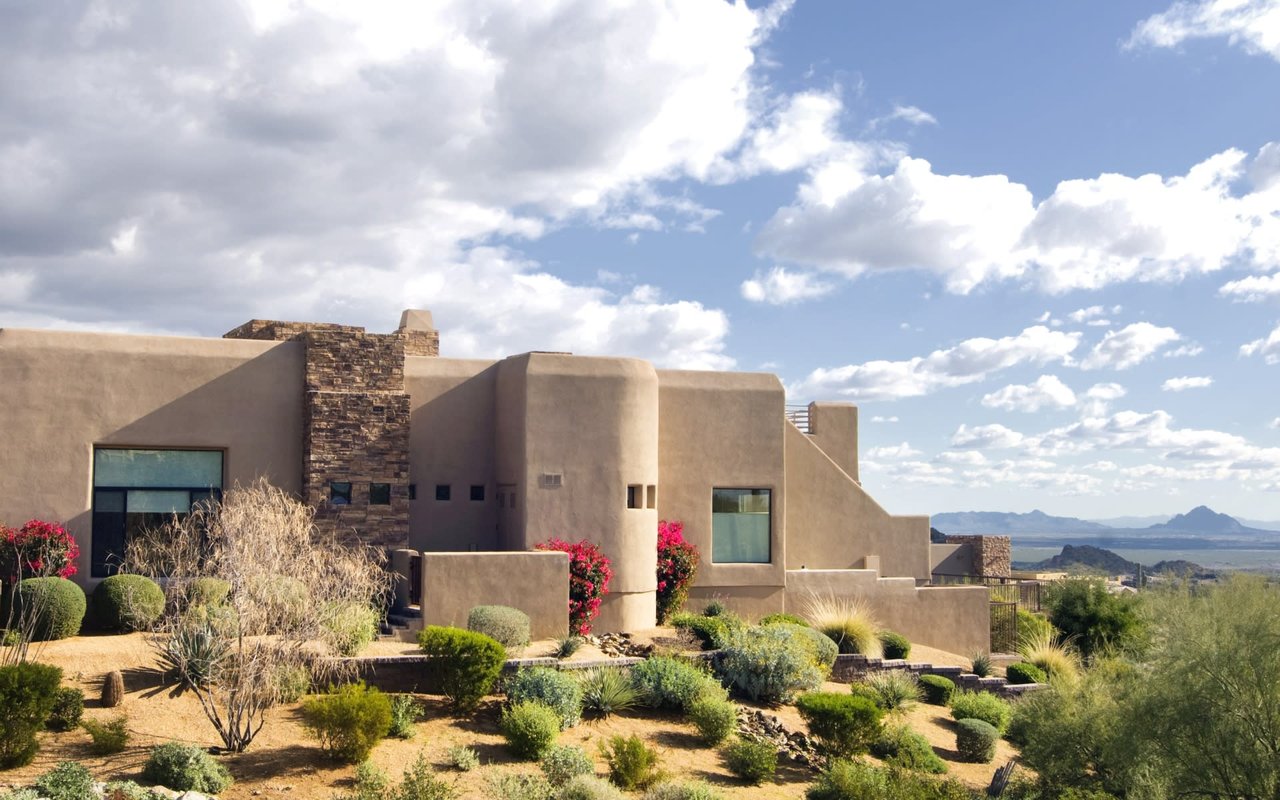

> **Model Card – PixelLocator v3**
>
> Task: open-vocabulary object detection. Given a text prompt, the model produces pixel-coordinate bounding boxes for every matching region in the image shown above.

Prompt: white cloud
[1269,417,1280,429]
[740,266,835,304]
[725,90,844,178]
[1165,343,1205,358]
[867,442,922,459]
[756,142,1280,296]
[1240,323,1280,364]
[1162,376,1214,391]
[935,450,989,466]
[1126,0,1280,62]
[1219,272,1280,301]
[870,104,938,129]
[1080,323,1182,370]
[981,374,1077,412]
[1081,382,1128,416]
[870,415,900,423]
[790,325,1080,401]
[951,423,1026,450]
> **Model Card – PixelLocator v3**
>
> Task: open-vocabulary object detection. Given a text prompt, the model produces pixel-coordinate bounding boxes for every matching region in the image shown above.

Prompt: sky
[1,0,1278,520]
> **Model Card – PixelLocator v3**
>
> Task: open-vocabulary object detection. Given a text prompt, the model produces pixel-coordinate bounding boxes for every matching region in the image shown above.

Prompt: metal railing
[785,404,811,433]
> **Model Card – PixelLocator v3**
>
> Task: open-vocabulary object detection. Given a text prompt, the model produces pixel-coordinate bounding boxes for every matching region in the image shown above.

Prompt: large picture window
[91,448,223,577]
[712,488,771,563]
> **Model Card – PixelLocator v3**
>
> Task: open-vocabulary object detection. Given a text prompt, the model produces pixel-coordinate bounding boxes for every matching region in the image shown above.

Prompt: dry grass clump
[1017,629,1082,685]
[802,593,883,658]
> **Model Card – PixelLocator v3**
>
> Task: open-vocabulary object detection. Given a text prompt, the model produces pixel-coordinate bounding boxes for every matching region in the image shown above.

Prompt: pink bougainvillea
[0,519,80,582]
[656,520,699,623]
[536,538,612,636]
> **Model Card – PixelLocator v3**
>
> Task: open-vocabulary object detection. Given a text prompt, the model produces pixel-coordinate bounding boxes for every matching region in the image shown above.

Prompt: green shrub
[81,715,130,755]
[274,663,312,703]
[796,692,883,756]
[418,626,506,712]
[501,700,560,760]
[556,635,585,659]
[506,666,583,729]
[0,661,62,767]
[540,743,594,786]
[0,788,40,800]
[161,623,230,689]
[969,651,992,677]
[671,612,732,650]
[1017,609,1056,645]
[955,718,998,763]
[643,782,724,800]
[447,745,479,772]
[467,604,531,650]
[483,771,552,800]
[46,686,84,732]
[918,675,956,706]
[600,734,663,791]
[14,577,86,641]
[396,753,457,800]
[559,775,625,800]
[325,603,380,657]
[878,631,911,660]
[807,759,972,800]
[759,613,807,627]
[687,692,738,745]
[92,574,165,632]
[579,667,640,717]
[871,725,947,774]
[723,738,776,785]
[777,623,838,676]
[141,742,233,793]
[34,761,94,800]
[702,600,728,617]
[1045,579,1145,660]
[301,682,392,763]
[335,760,390,800]
[715,625,822,703]
[1006,662,1048,685]
[865,670,921,712]
[388,694,421,739]
[101,781,151,800]
[949,689,1012,733]
[631,656,720,711]
[184,577,232,607]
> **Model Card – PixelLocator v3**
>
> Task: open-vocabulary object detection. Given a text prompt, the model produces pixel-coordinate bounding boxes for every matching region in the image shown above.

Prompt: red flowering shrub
[656,520,699,624]
[535,538,612,636]
[0,520,80,582]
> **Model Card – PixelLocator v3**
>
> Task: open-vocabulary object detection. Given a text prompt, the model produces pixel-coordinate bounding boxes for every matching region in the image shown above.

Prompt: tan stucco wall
[808,402,858,482]
[931,542,972,575]
[783,424,931,581]
[497,353,660,632]
[0,327,304,582]
[418,551,569,639]
[656,370,788,592]
[784,569,990,655]
[405,358,499,552]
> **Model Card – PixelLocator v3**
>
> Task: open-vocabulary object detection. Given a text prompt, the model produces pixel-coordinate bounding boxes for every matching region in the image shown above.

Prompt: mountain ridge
[934,506,1278,538]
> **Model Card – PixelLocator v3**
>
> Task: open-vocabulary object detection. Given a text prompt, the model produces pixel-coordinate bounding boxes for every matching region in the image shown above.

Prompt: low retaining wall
[829,654,1043,700]
[345,654,644,694]
[418,551,570,639]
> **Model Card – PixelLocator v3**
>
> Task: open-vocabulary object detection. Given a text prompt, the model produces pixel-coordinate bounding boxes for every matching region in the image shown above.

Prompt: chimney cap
[398,309,435,332]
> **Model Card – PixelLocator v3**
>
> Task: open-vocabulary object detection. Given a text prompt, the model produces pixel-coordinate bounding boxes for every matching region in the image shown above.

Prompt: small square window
[435,484,451,501]
[627,484,641,509]
[330,481,352,505]
[370,483,391,505]
[408,484,417,500]
[470,485,485,502]
[646,485,656,509]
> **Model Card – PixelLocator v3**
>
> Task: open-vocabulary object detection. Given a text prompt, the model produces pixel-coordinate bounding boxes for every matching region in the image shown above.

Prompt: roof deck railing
[785,404,811,434]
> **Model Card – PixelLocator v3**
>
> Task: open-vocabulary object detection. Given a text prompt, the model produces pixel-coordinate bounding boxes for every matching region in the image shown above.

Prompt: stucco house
[0,310,989,653]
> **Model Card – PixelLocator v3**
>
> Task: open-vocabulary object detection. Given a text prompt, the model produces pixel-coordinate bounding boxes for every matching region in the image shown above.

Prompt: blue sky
[1,0,1277,519]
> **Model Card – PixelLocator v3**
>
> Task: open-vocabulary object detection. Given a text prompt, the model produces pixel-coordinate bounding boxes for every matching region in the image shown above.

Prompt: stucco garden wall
[418,550,570,639]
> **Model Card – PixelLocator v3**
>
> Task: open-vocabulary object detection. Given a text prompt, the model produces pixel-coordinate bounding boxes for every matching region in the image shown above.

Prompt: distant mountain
[1151,505,1249,533]
[1016,544,1211,577]
[1090,515,1169,528]
[932,510,1109,535]
[1240,518,1280,532]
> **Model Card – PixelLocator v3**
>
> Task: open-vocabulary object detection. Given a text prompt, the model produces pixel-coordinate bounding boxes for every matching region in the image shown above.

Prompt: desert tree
[124,479,391,752]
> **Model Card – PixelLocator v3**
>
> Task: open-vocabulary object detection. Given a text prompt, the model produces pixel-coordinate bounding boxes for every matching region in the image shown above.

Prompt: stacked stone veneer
[225,315,438,549]
[943,534,1012,578]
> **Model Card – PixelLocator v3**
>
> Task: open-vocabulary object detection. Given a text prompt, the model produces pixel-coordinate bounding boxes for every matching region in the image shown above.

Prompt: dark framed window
[712,488,771,563]
[408,484,417,500]
[370,483,391,505]
[470,485,485,502]
[435,484,451,501]
[90,448,224,578]
[330,481,352,504]
[627,484,641,509]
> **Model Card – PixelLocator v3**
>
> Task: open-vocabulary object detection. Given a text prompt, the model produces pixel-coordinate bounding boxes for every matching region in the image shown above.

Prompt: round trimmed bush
[468,604,530,649]
[670,612,734,650]
[919,674,956,706]
[185,577,231,607]
[501,700,560,760]
[715,625,823,703]
[878,631,911,660]
[643,781,724,800]
[560,775,625,800]
[795,692,884,757]
[418,625,506,712]
[323,603,380,657]
[723,738,776,784]
[46,687,84,732]
[759,612,807,627]
[949,689,1012,733]
[300,682,392,763]
[142,742,232,793]
[631,655,721,711]
[15,578,86,641]
[687,692,738,745]
[871,725,947,774]
[0,661,62,768]
[955,718,998,763]
[505,666,583,730]
[1005,661,1047,685]
[93,574,165,632]
[540,743,595,786]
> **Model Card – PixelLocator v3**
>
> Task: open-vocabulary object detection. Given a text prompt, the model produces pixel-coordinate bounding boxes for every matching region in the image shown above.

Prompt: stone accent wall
[943,534,1012,578]
[225,314,438,549]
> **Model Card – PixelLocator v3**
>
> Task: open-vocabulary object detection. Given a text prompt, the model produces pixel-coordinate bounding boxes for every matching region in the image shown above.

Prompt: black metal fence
[990,600,1018,653]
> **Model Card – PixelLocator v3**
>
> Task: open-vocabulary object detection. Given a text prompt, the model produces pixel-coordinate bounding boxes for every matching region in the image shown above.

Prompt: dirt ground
[3,633,1019,799]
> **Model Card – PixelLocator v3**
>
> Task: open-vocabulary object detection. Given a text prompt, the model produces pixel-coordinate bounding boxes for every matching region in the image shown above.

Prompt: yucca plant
[802,593,883,657]
[865,670,921,712]
[1018,629,1082,684]
[969,651,992,678]
[161,623,230,689]
[578,667,639,718]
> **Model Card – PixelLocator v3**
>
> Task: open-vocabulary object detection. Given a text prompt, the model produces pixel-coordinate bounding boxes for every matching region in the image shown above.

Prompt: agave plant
[578,667,639,717]
[161,623,230,689]
[802,592,883,657]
